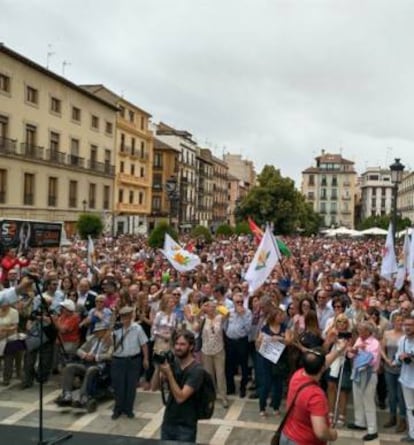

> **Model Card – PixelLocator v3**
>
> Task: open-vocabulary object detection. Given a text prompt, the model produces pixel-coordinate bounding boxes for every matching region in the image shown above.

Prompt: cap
[60,299,75,312]
[119,306,134,315]
[93,322,110,333]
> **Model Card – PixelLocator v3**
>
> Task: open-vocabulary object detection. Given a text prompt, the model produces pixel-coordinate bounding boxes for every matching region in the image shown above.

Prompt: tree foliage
[236,165,322,235]
[216,223,234,237]
[148,221,178,248]
[357,214,411,232]
[77,213,104,239]
[234,221,251,235]
[191,225,212,243]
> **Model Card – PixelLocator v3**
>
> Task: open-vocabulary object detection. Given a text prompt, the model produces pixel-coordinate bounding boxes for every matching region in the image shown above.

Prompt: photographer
[395,315,414,442]
[159,330,204,443]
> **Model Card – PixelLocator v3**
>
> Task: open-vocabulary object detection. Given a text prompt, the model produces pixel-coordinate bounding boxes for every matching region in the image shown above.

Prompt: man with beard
[159,330,204,443]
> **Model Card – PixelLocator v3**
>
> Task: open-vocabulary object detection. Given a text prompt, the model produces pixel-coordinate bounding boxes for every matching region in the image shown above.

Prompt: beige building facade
[0,44,117,236]
[211,155,228,229]
[223,153,256,188]
[197,148,214,228]
[301,150,357,228]
[81,85,153,235]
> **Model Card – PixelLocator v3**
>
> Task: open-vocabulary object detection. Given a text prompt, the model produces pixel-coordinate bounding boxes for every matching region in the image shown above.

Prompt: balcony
[320,209,327,214]
[151,209,169,217]
[330,195,338,201]
[46,149,66,165]
[88,160,115,176]
[342,195,351,201]
[48,196,57,207]
[20,143,44,160]
[119,145,131,156]
[116,202,144,213]
[68,154,85,168]
[23,194,34,205]
[0,136,17,155]
[118,172,148,187]
[139,152,149,162]
[153,162,163,170]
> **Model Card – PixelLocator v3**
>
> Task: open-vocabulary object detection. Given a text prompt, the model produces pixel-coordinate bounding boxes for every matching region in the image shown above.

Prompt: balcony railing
[68,154,85,168]
[23,194,34,205]
[0,136,17,154]
[48,196,57,207]
[69,198,77,208]
[46,149,66,164]
[119,145,131,155]
[153,163,163,170]
[20,143,45,160]
[88,160,115,176]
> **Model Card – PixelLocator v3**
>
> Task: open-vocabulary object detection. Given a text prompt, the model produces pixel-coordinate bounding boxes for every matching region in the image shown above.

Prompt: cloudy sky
[2,0,414,185]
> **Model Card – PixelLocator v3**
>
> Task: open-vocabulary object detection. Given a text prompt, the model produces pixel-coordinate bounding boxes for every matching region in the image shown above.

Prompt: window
[119,106,125,118]
[89,183,96,209]
[129,190,134,204]
[120,133,125,151]
[131,137,136,155]
[0,115,8,139]
[105,121,113,134]
[70,138,80,166]
[152,195,161,211]
[25,124,37,146]
[0,73,10,93]
[68,180,78,208]
[72,106,81,122]
[140,141,145,158]
[118,189,124,203]
[321,175,327,186]
[91,115,99,130]
[50,132,60,151]
[104,150,111,174]
[120,161,124,173]
[103,185,110,210]
[138,192,144,205]
[154,153,163,168]
[48,177,58,207]
[332,176,338,187]
[90,145,97,168]
[130,164,135,175]
[23,173,35,205]
[153,173,162,189]
[140,167,144,177]
[26,86,38,104]
[50,97,61,114]
[0,169,6,203]
[128,110,135,123]
[140,116,145,131]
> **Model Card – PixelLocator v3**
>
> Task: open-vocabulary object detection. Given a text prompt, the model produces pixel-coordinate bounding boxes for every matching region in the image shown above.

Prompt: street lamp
[165,177,179,228]
[389,158,405,243]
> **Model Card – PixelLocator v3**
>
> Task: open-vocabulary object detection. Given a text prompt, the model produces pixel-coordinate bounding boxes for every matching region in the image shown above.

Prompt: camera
[338,332,352,340]
[403,356,413,365]
[153,350,175,366]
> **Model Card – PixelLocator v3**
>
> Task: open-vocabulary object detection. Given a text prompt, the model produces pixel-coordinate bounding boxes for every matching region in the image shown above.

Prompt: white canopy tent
[360,227,388,236]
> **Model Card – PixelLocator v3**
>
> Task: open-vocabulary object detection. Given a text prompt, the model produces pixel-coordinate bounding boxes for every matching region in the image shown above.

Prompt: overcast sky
[2,0,414,185]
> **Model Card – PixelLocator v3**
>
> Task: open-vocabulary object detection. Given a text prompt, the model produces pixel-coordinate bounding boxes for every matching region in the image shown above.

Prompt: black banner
[0,219,62,250]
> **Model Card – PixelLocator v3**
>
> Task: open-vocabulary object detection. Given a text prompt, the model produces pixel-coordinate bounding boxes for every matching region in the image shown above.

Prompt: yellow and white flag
[245,226,281,293]
[161,233,201,272]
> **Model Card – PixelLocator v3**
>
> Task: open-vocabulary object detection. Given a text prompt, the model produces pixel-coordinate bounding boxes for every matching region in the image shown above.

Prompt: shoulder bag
[270,380,316,445]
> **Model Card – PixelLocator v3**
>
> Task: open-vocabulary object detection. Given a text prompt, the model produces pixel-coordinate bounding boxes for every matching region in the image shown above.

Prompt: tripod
[32,277,72,445]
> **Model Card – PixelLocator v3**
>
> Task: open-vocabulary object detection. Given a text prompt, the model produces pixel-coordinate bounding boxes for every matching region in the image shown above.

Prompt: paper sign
[258,333,286,364]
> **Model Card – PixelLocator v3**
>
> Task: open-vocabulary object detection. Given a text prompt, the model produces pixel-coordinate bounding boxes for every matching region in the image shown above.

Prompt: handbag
[270,380,316,445]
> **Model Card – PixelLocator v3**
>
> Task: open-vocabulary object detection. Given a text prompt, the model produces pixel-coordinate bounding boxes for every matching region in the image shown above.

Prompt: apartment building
[398,171,414,223]
[81,85,153,235]
[302,150,357,228]
[0,44,117,236]
[197,148,214,228]
[359,167,394,220]
[211,155,228,229]
[148,137,180,231]
[227,174,248,226]
[156,122,197,230]
[223,153,256,189]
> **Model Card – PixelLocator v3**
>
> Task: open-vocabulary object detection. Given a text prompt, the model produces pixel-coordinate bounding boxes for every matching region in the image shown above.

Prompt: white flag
[380,223,398,281]
[161,233,201,272]
[395,230,410,290]
[87,235,95,268]
[409,228,414,297]
[245,226,281,293]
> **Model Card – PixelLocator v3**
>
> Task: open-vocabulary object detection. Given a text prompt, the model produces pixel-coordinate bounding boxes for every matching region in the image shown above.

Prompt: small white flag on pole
[395,229,410,290]
[245,226,281,293]
[380,223,398,281]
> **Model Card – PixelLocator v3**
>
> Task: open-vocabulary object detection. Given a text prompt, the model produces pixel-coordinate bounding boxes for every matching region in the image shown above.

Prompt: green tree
[236,165,321,235]
[234,221,250,235]
[216,223,234,237]
[191,225,212,243]
[357,214,411,232]
[148,221,178,248]
[77,213,104,239]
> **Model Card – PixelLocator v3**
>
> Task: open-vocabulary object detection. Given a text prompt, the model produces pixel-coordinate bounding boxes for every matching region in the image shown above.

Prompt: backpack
[195,366,216,420]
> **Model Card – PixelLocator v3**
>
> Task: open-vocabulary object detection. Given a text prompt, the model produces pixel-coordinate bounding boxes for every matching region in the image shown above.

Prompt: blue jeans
[257,354,283,411]
[385,371,406,417]
[161,422,197,443]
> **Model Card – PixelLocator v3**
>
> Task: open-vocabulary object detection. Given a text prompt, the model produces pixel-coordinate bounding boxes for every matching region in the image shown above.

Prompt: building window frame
[0,169,7,203]
[23,173,35,205]
[0,72,11,96]
[50,96,62,116]
[48,177,58,207]
[71,106,81,123]
[68,180,78,208]
[25,85,39,106]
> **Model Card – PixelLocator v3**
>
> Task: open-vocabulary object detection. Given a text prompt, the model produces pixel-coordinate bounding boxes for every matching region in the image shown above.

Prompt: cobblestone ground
[0,376,403,445]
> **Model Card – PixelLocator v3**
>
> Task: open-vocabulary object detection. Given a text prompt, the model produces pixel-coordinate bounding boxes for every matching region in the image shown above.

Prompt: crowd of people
[0,232,414,443]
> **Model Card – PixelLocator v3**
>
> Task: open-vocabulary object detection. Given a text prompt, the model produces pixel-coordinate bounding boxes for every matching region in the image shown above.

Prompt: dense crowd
[0,233,413,441]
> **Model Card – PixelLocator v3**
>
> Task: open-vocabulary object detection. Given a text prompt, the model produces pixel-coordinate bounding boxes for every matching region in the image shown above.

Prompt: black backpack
[195,366,216,420]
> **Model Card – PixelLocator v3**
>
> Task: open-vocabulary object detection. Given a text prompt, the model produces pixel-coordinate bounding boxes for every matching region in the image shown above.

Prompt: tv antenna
[62,60,71,76]
[46,44,55,69]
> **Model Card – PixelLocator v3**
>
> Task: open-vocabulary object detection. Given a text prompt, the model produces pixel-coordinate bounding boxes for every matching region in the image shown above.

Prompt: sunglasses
[234,301,243,305]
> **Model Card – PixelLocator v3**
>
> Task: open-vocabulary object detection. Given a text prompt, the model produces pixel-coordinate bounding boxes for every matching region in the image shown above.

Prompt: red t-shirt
[283,369,329,445]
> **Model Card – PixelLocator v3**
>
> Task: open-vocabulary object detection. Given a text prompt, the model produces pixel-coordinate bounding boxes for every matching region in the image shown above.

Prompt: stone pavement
[0,377,404,445]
